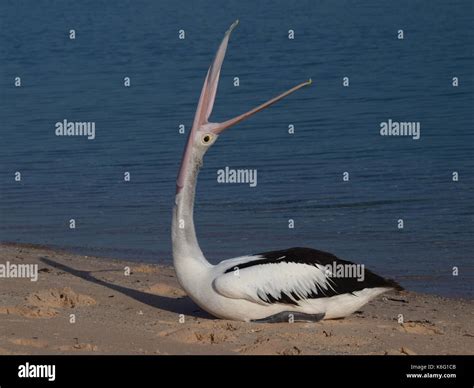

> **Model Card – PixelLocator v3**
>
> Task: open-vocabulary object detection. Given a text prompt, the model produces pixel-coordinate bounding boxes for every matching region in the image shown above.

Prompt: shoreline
[1,240,470,300]
[0,242,472,355]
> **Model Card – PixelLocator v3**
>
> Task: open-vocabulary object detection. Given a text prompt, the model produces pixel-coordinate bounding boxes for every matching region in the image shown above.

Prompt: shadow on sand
[39,257,213,320]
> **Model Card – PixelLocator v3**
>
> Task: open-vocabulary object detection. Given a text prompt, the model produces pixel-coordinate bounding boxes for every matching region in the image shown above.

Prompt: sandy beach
[0,242,472,355]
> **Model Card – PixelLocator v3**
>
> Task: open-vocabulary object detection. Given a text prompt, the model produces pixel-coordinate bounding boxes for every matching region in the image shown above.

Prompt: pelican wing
[213,259,333,306]
[213,247,402,305]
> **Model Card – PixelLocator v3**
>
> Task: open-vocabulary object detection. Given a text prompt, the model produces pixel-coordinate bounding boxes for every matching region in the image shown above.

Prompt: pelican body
[172,20,401,322]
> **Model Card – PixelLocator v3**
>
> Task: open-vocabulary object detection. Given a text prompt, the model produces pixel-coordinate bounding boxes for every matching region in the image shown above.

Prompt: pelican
[172,20,402,322]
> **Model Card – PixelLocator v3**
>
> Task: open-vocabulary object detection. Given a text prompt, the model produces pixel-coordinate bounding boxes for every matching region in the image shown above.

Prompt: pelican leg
[251,311,325,323]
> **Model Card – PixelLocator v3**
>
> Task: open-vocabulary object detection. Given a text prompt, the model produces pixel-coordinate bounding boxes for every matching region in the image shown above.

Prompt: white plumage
[213,256,334,305]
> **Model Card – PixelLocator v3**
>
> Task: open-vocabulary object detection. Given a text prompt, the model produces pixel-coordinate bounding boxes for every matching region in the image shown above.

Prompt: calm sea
[0,0,473,297]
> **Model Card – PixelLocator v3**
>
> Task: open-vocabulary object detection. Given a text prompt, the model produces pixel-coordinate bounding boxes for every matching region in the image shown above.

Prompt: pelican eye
[201,134,213,145]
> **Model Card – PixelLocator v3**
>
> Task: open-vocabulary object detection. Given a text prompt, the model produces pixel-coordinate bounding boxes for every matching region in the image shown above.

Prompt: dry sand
[0,243,472,355]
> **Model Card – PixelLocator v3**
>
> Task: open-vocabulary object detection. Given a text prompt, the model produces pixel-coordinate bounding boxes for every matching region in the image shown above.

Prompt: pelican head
[176,20,311,193]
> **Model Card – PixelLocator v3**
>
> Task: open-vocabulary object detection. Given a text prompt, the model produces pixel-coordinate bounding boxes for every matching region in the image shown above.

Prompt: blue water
[0,0,473,298]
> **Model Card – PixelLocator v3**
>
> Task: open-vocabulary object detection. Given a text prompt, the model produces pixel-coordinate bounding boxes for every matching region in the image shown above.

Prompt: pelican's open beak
[177,20,311,193]
[192,19,311,135]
